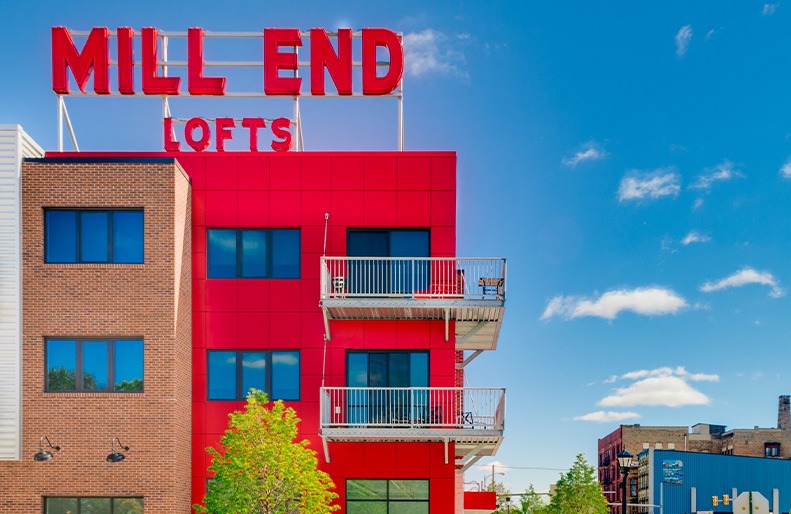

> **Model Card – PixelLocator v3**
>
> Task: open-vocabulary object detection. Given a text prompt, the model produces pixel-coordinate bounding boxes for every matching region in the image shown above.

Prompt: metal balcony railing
[320,257,506,301]
[320,387,505,431]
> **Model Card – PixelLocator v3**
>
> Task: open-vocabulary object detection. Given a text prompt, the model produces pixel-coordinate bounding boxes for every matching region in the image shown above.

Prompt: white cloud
[706,29,716,40]
[693,198,704,210]
[600,376,711,407]
[700,267,785,298]
[613,366,719,383]
[597,367,718,408]
[475,460,509,472]
[681,231,711,245]
[618,168,681,201]
[689,160,744,190]
[763,3,778,15]
[574,411,641,423]
[676,25,693,57]
[541,287,688,321]
[779,157,791,178]
[403,29,468,79]
[562,141,609,168]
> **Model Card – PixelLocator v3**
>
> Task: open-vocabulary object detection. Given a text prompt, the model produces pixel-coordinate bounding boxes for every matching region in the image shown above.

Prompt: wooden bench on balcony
[478,277,504,299]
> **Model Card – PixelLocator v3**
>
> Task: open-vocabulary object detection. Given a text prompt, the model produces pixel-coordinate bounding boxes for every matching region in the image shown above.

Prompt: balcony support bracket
[444,308,450,341]
[456,350,484,370]
[457,321,487,345]
[458,454,484,474]
[321,307,332,341]
[321,436,330,463]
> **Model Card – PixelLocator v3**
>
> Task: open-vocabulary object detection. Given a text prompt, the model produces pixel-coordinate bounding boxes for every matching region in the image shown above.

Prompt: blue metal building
[639,449,791,514]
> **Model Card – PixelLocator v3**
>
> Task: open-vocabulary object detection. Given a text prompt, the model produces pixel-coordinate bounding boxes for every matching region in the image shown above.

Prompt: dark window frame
[44,208,144,264]
[207,228,300,279]
[346,228,431,257]
[346,479,430,512]
[44,496,144,513]
[44,338,144,393]
[765,443,780,457]
[207,350,301,401]
[345,350,430,387]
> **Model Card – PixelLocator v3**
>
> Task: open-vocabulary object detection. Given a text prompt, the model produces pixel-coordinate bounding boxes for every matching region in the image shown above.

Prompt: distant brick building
[598,395,791,514]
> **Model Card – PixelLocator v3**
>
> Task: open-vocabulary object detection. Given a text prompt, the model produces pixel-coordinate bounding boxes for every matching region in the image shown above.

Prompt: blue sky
[3,0,791,495]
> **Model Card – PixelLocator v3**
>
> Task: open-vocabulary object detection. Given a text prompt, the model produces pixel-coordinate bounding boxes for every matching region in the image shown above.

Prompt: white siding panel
[0,125,42,460]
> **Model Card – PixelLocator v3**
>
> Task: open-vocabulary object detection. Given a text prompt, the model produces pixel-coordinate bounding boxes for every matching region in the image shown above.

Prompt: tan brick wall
[0,160,191,512]
[720,428,791,458]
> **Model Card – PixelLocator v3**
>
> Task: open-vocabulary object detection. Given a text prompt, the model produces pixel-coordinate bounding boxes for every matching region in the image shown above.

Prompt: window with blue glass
[207,229,300,278]
[346,351,429,425]
[347,229,430,294]
[45,210,144,263]
[207,350,300,401]
[45,339,144,392]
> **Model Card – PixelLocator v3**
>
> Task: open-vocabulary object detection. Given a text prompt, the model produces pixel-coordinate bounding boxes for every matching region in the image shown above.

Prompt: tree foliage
[544,454,609,514]
[486,480,515,513]
[194,390,338,514]
[47,366,97,390]
[519,484,548,514]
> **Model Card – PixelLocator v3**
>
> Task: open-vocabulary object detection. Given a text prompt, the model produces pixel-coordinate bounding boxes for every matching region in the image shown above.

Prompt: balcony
[319,386,505,472]
[319,257,507,351]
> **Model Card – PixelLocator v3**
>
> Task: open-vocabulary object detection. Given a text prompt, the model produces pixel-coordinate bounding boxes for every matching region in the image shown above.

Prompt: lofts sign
[51,27,404,152]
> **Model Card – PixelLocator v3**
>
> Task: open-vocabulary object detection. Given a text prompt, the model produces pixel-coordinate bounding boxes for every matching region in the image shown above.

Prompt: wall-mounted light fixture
[106,437,129,463]
[33,436,61,461]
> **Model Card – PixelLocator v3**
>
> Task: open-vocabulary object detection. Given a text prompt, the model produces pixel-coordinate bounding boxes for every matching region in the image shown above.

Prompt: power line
[487,466,569,471]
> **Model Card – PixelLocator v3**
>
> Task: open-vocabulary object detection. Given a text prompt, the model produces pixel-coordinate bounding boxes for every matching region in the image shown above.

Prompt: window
[45,497,143,513]
[45,210,144,263]
[346,351,428,424]
[207,229,300,278]
[765,443,780,457]
[207,350,300,401]
[347,479,429,514]
[346,229,430,294]
[630,478,637,497]
[46,339,143,392]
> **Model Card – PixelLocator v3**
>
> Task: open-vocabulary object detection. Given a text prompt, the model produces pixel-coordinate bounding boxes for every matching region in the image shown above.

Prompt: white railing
[320,257,506,301]
[320,387,505,431]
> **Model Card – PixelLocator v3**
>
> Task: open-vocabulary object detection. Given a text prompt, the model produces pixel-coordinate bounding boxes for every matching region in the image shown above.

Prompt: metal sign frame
[56,29,404,152]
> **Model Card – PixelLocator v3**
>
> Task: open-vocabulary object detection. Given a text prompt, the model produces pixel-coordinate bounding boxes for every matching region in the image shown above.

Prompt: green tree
[519,484,548,514]
[486,480,516,513]
[115,378,143,392]
[194,390,338,514]
[544,454,608,514]
[47,365,76,391]
[47,366,98,390]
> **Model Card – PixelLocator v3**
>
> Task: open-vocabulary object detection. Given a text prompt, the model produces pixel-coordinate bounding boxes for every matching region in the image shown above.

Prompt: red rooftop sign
[51,27,404,96]
[50,27,405,152]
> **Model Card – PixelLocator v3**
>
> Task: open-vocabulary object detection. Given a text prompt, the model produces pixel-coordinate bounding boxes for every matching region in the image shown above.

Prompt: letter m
[52,27,110,94]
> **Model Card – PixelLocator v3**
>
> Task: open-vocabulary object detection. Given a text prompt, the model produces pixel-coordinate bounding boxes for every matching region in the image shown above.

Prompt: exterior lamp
[34,435,61,461]
[616,450,633,514]
[106,437,129,462]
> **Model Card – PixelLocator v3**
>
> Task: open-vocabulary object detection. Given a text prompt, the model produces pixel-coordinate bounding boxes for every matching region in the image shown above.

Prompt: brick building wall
[0,159,192,512]
[720,428,791,458]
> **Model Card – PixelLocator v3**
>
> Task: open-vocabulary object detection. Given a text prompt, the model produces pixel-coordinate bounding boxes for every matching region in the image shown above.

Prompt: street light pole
[616,451,633,514]
[483,470,505,490]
